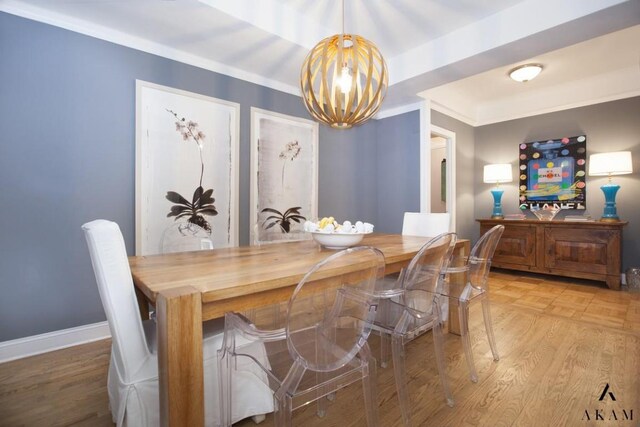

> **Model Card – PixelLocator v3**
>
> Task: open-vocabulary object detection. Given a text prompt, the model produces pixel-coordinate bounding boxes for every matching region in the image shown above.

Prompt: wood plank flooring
[1,270,639,426]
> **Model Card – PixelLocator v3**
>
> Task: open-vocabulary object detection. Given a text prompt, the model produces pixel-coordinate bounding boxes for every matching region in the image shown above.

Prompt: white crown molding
[0,0,301,97]
[374,101,423,120]
[429,101,478,127]
[475,89,640,126]
[0,321,110,363]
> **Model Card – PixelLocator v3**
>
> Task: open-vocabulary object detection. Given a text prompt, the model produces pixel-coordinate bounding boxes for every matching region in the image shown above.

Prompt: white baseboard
[621,273,627,286]
[0,321,111,364]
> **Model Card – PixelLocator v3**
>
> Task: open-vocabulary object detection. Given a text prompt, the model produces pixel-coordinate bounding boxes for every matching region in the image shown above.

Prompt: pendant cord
[342,0,345,34]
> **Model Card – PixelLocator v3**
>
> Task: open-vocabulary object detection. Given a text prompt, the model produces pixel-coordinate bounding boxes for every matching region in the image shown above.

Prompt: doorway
[420,122,456,231]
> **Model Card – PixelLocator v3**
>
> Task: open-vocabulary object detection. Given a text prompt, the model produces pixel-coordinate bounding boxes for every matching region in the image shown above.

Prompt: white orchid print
[165,109,217,233]
[278,140,301,187]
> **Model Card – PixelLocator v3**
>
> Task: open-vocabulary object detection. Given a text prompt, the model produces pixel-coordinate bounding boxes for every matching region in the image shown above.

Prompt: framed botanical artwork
[250,108,319,244]
[518,135,587,210]
[135,80,239,255]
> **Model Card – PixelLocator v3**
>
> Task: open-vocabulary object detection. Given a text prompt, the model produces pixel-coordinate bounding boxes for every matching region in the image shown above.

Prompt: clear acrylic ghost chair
[447,224,504,383]
[218,246,385,427]
[399,212,453,322]
[82,220,273,427]
[370,233,457,426]
[401,212,451,236]
[160,221,213,254]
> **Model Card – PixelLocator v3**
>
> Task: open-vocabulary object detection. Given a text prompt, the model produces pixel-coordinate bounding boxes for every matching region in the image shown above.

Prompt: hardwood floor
[1,270,639,426]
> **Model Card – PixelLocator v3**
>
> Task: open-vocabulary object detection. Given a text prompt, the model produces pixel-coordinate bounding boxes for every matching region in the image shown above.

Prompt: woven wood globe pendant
[300,32,388,129]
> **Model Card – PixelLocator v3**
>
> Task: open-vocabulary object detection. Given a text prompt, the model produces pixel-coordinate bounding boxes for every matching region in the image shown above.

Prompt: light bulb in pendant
[339,65,352,94]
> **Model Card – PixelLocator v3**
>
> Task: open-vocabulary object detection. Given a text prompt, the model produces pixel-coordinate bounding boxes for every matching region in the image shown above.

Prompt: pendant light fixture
[300,0,388,129]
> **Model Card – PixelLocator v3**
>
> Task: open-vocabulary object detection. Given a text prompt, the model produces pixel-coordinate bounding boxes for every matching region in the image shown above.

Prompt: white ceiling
[2,0,640,123]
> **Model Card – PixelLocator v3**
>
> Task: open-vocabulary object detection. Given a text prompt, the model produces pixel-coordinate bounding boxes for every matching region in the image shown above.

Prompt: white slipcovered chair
[82,219,273,427]
[401,212,451,236]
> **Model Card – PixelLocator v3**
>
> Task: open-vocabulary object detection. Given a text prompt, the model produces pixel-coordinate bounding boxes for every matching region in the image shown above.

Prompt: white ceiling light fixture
[508,64,543,82]
[300,0,388,129]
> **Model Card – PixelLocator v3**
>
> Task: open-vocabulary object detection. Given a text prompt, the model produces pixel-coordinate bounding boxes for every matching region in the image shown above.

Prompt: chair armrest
[224,312,286,342]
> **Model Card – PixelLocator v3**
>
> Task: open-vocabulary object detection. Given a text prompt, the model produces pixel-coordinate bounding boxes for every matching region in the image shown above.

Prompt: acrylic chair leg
[380,332,390,368]
[275,360,305,427]
[316,369,328,418]
[217,349,233,427]
[432,314,454,407]
[459,301,478,383]
[360,344,379,427]
[482,299,500,361]
[274,396,294,427]
[392,333,412,426]
[379,300,391,368]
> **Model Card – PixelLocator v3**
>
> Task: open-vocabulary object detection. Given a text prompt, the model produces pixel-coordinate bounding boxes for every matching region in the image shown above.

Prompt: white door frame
[419,100,457,231]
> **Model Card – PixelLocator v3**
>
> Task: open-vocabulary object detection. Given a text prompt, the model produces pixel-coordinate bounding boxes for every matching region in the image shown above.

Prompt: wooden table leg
[157,287,204,427]
[134,286,150,321]
[448,240,470,336]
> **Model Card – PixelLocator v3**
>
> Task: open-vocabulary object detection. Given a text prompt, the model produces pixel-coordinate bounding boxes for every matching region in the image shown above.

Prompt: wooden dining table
[129,233,469,427]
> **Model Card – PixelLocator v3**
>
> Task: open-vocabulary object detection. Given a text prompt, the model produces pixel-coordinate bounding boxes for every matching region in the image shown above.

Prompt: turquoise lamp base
[599,183,621,222]
[490,188,504,219]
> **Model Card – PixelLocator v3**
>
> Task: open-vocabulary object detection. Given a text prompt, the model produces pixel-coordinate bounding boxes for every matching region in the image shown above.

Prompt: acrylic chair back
[468,225,504,291]
[82,220,151,383]
[399,232,457,319]
[160,221,213,253]
[402,212,451,236]
[286,246,386,373]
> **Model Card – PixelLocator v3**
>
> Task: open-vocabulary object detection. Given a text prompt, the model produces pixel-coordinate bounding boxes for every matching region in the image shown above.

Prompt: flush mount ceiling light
[508,64,543,82]
[300,0,388,129]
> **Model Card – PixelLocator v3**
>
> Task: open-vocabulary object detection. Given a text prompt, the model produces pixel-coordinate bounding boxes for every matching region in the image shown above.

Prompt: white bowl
[310,232,370,249]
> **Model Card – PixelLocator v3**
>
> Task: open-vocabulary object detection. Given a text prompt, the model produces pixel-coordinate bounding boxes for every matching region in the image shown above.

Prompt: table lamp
[588,151,633,222]
[484,164,513,219]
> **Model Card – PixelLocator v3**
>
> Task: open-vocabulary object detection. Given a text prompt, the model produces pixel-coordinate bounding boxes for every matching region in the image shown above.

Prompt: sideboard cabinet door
[544,228,619,276]
[482,223,536,268]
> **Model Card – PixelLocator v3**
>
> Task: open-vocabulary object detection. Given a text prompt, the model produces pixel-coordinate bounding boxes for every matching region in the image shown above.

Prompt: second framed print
[250,108,319,244]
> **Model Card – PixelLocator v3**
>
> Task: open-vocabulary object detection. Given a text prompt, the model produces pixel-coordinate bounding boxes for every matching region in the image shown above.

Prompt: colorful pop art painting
[518,135,587,210]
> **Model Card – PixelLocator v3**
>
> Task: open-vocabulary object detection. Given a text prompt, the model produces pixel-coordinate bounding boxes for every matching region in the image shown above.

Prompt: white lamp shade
[484,164,513,184]
[588,151,633,176]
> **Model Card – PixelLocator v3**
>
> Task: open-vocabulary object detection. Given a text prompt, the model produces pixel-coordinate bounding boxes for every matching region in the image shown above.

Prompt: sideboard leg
[606,275,621,291]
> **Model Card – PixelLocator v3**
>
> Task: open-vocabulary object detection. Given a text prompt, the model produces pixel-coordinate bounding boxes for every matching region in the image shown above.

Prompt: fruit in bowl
[304,218,374,249]
[530,207,560,221]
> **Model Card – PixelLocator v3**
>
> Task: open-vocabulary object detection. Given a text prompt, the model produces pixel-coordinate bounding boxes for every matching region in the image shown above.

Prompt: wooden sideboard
[477,219,627,290]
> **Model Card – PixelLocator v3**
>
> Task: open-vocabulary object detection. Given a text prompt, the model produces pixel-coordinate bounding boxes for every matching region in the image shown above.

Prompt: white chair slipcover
[82,219,273,427]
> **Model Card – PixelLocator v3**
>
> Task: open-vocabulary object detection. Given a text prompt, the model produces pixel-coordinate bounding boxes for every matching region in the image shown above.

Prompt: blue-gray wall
[375,110,477,245]
[0,12,379,341]
[474,97,640,270]
[376,110,421,232]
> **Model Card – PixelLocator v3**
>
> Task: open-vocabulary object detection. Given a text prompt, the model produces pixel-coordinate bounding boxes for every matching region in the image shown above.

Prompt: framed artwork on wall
[518,135,587,210]
[135,80,239,255]
[250,107,319,244]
